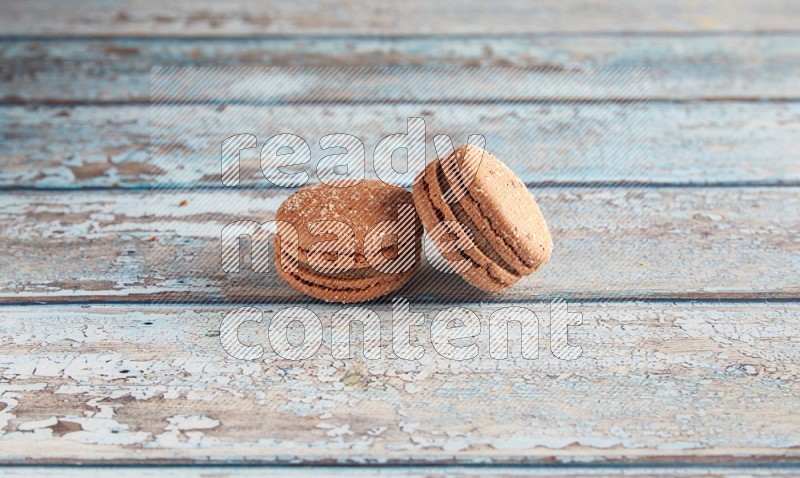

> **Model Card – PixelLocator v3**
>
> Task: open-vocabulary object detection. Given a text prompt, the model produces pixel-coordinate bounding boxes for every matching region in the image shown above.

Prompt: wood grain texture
[4,102,800,189]
[3,35,800,102]
[1,187,798,303]
[1,468,798,478]
[1,0,798,35]
[0,301,797,464]
[0,469,795,478]
[1,1,799,471]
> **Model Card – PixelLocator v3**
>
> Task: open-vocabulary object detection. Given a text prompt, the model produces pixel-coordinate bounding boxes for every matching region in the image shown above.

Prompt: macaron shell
[413,159,520,293]
[443,144,553,275]
[276,179,418,271]
[274,179,423,303]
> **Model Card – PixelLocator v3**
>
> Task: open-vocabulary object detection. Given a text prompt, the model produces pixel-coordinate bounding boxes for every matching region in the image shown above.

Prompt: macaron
[412,144,552,292]
[275,179,422,303]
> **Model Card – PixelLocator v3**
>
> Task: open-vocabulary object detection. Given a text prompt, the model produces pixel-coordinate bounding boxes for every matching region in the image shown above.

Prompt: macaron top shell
[443,144,553,274]
[276,179,417,271]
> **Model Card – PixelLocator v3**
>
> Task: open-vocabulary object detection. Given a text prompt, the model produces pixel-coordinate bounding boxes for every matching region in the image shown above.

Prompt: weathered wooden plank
[3,36,800,102]
[0,467,797,477]
[1,187,798,303]
[4,102,800,189]
[0,301,797,464]
[1,0,798,35]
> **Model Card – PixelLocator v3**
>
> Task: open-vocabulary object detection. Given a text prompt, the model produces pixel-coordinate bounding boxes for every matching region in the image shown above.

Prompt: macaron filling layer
[275,250,419,303]
[280,260,411,293]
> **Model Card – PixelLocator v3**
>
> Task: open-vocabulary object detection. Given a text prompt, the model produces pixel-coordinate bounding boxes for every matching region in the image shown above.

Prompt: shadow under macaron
[383,260,494,305]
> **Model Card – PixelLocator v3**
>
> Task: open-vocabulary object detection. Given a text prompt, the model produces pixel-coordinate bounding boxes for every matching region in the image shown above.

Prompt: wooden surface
[5,102,800,189]
[1,0,799,35]
[4,35,800,103]
[2,187,799,303]
[0,302,798,464]
[1,0,799,475]
[2,467,799,477]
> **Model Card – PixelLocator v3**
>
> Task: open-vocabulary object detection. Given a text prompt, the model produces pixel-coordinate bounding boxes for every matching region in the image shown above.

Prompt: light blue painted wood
[2,0,799,35]
[2,36,800,102]
[0,465,796,476]
[0,302,797,464]
[2,187,798,303]
[3,102,800,189]
[1,0,799,470]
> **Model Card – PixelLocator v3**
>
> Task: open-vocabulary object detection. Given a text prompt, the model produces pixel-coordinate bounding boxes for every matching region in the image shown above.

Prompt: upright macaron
[412,144,553,292]
[275,179,422,303]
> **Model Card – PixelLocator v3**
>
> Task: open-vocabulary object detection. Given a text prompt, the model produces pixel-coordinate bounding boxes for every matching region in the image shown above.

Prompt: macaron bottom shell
[275,250,420,303]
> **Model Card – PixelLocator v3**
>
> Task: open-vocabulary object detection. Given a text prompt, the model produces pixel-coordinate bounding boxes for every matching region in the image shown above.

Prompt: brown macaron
[412,144,553,293]
[275,179,422,303]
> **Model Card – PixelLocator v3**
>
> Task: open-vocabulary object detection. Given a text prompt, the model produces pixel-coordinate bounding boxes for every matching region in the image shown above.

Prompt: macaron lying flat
[413,144,553,293]
[275,179,422,303]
